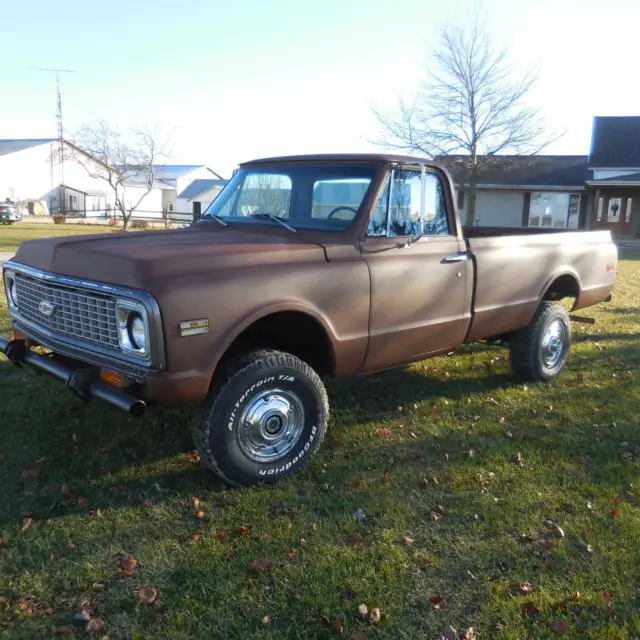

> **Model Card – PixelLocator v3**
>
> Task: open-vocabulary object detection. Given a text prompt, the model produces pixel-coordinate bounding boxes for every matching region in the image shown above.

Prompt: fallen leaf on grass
[551,619,569,634]
[402,535,414,546]
[20,517,33,532]
[249,558,273,573]
[18,599,36,617]
[611,507,621,518]
[288,548,300,562]
[353,508,367,522]
[511,581,535,596]
[112,553,139,575]
[335,619,344,634]
[515,452,525,467]
[21,469,40,479]
[67,539,77,549]
[521,602,540,618]
[375,427,391,438]
[137,587,157,604]
[430,506,445,521]
[55,626,74,636]
[234,525,250,536]
[612,495,622,505]
[370,608,381,624]
[464,628,477,640]
[429,595,446,611]
[188,532,201,544]
[358,603,368,618]
[347,533,363,546]
[602,590,613,601]
[85,617,104,635]
[194,510,205,519]
[262,614,271,625]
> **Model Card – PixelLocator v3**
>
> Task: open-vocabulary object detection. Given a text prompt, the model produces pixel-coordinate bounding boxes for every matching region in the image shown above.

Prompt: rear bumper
[0,336,147,417]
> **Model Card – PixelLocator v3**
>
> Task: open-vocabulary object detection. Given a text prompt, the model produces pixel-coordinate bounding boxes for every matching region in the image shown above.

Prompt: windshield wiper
[250,213,296,233]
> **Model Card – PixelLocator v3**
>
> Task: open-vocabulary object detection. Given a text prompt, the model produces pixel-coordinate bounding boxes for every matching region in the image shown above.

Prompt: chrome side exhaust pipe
[0,337,146,418]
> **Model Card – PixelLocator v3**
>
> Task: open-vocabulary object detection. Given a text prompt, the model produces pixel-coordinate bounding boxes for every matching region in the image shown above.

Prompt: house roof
[152,165,223,181]
[589,116,640,169]
[178,178,227,199]
[436,155,591,189]
[0,138,56,156]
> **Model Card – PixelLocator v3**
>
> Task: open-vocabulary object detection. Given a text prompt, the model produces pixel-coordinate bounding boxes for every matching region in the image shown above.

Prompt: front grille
[14,273,120,349]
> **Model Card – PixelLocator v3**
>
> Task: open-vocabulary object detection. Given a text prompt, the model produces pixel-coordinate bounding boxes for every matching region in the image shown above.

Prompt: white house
[176,178,227,220]
[149,165,225,221]
[0,139,225,223]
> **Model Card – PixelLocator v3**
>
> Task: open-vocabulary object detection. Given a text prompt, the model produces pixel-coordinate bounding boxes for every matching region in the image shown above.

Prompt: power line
[26,67,77,213]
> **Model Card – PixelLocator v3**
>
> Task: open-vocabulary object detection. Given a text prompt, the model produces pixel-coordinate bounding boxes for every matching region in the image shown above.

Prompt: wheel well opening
[543,275,579,303]
[219,312,335,379]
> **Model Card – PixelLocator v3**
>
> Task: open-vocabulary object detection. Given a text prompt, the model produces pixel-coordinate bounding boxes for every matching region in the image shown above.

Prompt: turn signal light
[179,318,209,337]
[100,369,127,389]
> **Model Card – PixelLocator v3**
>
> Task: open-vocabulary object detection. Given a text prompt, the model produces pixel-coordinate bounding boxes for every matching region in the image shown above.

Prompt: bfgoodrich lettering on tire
[191,349,329,487]
[509,301,572,382]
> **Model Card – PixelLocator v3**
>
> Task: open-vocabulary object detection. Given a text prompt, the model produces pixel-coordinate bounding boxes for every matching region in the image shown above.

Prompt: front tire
[192,349,329,487]
[509,301,572,382]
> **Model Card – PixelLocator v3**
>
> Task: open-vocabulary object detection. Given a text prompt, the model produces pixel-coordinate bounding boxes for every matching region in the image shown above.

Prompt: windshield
[201,163,377,232]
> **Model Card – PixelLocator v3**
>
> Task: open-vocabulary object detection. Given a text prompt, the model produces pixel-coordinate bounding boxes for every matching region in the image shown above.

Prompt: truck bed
[462,227,617,343]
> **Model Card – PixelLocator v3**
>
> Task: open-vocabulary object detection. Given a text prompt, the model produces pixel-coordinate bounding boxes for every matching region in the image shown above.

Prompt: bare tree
[65,120,168,230]
[373,13,558,226]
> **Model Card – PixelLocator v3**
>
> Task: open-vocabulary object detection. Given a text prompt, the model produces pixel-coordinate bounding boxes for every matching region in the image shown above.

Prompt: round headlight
[6,276,18,308]
[128,314,147,351]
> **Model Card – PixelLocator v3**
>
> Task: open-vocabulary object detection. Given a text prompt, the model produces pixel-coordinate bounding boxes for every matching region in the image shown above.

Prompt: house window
[596,197,604,222]
[457,189,465,210]
[625,198,633,223]
[528,192,572,228]
[168,203,174,212]
[608,198,622,222]
[68,194,78,211]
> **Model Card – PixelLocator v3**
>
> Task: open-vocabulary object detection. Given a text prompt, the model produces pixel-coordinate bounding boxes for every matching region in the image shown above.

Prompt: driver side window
[367,170,451,237]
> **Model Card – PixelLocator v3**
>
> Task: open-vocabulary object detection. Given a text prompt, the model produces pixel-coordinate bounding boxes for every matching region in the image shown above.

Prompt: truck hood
[11,225,328,290]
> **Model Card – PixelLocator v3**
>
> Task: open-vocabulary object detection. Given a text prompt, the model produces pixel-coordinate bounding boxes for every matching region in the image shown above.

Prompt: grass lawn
[0,251,638,639]
[0,222,118,254]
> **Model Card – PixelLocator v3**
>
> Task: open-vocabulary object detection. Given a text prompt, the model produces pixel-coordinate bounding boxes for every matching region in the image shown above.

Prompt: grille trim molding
[3,261,165,373]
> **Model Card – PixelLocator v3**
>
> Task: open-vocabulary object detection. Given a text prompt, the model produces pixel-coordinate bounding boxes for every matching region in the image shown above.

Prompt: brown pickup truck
[1,153,617,486]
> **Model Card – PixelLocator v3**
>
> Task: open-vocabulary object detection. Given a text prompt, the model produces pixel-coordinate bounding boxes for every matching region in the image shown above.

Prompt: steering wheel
[327,206,358,220]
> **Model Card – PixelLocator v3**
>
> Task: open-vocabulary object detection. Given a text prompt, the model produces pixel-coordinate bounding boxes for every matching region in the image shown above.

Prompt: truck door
[360,166,472,373]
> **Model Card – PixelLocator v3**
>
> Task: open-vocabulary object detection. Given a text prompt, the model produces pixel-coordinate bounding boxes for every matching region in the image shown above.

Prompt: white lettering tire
[191,349,329,487]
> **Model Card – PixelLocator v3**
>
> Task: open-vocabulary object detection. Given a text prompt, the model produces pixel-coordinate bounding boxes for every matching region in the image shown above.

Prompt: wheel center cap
[264,415,284,435]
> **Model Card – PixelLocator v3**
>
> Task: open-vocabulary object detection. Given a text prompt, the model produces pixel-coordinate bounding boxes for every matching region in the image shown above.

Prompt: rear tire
[509,301,572,382]
[191,349,329,487]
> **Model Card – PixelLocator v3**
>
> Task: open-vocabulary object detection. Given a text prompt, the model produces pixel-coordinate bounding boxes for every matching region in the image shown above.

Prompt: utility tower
[26,67,77,213]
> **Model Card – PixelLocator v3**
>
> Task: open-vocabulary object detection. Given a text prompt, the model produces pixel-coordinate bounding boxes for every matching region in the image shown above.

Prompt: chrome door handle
[441,252,469,263]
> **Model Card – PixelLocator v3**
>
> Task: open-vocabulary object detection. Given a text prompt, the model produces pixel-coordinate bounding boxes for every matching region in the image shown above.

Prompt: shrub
[52,214,66,224]
[131,219,149,229]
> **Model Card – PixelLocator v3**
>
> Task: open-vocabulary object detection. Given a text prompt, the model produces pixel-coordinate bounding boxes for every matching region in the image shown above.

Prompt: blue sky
[1,0,639,176]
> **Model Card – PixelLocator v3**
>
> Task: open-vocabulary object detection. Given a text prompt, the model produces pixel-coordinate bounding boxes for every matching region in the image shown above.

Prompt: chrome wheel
[237,388,305,463]
[541,319,566,368]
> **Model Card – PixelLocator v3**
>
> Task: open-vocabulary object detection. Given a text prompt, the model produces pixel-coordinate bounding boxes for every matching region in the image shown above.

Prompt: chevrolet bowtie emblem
[38,300,56,317]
